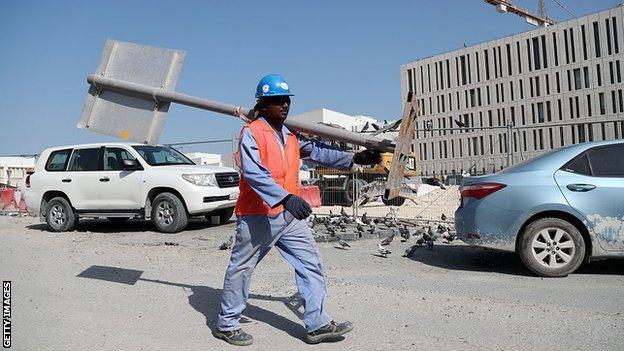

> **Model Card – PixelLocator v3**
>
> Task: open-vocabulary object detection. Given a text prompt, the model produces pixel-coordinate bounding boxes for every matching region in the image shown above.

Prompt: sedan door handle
[62,178,72,183]
[99,177,110,182]
[566,183,596,192]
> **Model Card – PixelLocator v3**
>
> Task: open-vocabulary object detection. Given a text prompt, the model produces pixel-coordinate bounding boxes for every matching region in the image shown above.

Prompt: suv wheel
[46,197,76,232]
[205,207,234,225]
[151,192,188,233]
[518,217,585,277]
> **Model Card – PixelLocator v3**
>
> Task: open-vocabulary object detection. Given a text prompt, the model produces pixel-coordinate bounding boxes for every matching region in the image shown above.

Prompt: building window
[581,25,588,61]
[506,44,512,76]
[569,97,574,119]
[497,46,503,77]
[546,101,552,122]
[575,96,580,118]
[599,92,606,115]
[552,33,559,66]
[533,130,538,150]
[539,129,544,150]
[486,85,491,105]
[573,68,582,90]
[601,122,606,140]
[612,90,617,113]
[475,53,480,82]
[556,72,561,93]
[510,81,514,101]
[427,64,432,92]
[537,102,545,123]
[532,37,542,70]
[545,74,550,95]
[517,41,523,72]
[420,66,425,93]
[467,54,472,84]
[493,48,498,79]
[541,35,548,69]
[610,61,615,84]
[521,105,526,125]
[460,55,467,85]
[484,50,490,80]
[523,131,528,151]
[488,110,493,127]
[477,87,482,106]
[470,89,476,108]
[535,76,541,97]
[587,94,592,117]
[519,79,524,99]
[583,67,590,88]
[571,125,576,144]
[597,64,602,86]
[619,89,624,113]
[588,123,594,142]
[559,126,565,146]
[613,17,620,54]
[527,39,532,71]
[578,124,586,143]
[564,29,570,64]
[529,77,534,97]
[558,99,563,120]
[567,70,572,91]
[549,128,554,149]
[593,21,602,58]
[606,18,613,56]
[617,60,622,83]
[570,28,576,62]
[446,59,451,88]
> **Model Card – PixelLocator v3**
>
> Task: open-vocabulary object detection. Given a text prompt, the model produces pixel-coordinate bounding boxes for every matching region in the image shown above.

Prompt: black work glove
[281,194,312,220]
[352,149,382,166]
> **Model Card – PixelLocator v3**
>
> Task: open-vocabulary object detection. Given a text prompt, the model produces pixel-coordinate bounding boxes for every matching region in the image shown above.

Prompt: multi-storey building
[401,5,624,176]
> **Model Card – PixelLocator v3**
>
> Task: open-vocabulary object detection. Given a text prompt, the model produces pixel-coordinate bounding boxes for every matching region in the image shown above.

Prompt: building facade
[401,5,624,176]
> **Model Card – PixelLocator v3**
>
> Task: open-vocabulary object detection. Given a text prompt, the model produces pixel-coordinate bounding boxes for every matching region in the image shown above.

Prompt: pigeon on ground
[356,223,365,233]
[324,222,336,236]
[399,225,411,242]
[361,212,371,225]
[219,235,234,250]
[402,244,419,257]
[377,243,391,257]
[441,213,447,221]
[371,123,381,131]
[337,237,351,249]
[380,230,396,246]
[454,119,467,128]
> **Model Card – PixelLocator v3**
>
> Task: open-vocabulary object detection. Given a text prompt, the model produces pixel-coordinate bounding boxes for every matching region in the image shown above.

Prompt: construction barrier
[0,188,27,213]
[300,185,321,208]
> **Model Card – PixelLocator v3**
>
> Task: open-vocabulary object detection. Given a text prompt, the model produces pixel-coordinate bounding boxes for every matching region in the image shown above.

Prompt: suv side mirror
[122,159,140,170]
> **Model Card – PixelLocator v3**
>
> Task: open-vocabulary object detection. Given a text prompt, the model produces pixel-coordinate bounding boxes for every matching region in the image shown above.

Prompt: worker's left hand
[353,149,382,166]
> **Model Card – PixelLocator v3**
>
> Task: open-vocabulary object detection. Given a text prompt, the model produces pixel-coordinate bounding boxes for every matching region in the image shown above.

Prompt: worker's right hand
[281,194,312,220]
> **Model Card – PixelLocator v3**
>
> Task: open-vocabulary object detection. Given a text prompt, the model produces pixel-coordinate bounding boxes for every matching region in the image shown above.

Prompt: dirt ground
[1,215,623,351]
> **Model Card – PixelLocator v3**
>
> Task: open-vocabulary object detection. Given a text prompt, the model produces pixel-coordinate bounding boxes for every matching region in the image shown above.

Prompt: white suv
[25,143,239,233]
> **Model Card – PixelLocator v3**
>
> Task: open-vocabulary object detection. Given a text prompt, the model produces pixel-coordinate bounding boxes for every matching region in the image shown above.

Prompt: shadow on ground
[75,265,320,343]
[406,244,624,276]
[26,218,233,234]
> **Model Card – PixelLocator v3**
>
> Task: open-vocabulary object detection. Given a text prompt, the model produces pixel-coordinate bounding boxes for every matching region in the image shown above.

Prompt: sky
[0,0,621,156]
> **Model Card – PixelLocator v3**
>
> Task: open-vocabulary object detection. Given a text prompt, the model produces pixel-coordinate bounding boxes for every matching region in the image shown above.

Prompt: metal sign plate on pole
[77,39,186,144]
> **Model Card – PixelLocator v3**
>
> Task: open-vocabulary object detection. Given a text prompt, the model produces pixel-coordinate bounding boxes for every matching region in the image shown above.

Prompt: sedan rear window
[587,144,624,177]
[562,154,591,176]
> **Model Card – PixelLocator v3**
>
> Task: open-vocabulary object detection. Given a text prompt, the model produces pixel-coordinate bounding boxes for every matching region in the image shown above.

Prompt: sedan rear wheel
[519,217,585,277]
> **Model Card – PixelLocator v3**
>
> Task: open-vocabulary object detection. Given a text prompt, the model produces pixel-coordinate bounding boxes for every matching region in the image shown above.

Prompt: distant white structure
[184,152,235,167]
[0,156,36,189]
[290,108,381,133]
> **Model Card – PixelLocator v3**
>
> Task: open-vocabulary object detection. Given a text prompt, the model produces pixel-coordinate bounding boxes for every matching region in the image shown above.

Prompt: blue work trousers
[217,211,332,332]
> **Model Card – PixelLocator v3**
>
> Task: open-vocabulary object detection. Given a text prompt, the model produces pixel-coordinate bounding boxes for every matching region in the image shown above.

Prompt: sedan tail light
[461,182,506,199]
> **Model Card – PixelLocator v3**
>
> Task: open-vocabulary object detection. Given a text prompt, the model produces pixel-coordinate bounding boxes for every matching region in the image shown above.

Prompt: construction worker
[213,74,381,346]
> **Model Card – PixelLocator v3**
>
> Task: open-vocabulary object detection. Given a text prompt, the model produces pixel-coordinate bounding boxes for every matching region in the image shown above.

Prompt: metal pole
[506,124,513,167]
[87,75,396,153]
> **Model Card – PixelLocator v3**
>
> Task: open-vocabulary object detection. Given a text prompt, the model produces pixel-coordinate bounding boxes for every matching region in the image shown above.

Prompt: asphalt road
[1,215,623,351]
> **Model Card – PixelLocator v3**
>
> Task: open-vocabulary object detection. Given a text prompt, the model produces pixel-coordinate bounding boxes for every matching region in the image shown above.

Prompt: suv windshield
[132,145,195,166]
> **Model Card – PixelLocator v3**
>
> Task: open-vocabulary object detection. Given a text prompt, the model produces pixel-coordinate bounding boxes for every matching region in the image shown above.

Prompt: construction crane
[484,0,556,27]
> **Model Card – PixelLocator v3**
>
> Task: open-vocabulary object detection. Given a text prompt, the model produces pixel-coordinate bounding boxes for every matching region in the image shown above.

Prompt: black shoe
[305,320,354,344]
[212,328,253,346]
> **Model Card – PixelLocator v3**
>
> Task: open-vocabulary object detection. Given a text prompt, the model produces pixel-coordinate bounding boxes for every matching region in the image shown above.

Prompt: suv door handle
[566,183,596,192]
[99,177,110,182]
[62,178,72,183]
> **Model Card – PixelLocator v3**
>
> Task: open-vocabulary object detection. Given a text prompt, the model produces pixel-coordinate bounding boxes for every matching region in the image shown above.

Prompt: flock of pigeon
[218,207,458,259]
[307,207,457,258]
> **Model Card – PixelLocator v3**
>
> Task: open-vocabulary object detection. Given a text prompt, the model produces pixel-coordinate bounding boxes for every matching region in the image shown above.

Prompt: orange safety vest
[235,119,300,216]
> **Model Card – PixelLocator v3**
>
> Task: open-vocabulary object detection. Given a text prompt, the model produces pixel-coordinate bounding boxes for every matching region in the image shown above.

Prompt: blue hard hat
[255,74,295,98]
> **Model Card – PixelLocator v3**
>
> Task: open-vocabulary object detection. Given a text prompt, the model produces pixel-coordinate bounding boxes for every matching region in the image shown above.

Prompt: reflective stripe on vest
[235,119,300,216]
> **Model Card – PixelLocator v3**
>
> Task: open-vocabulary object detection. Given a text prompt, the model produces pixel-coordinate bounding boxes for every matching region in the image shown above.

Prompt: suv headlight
[182,173,218,187]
